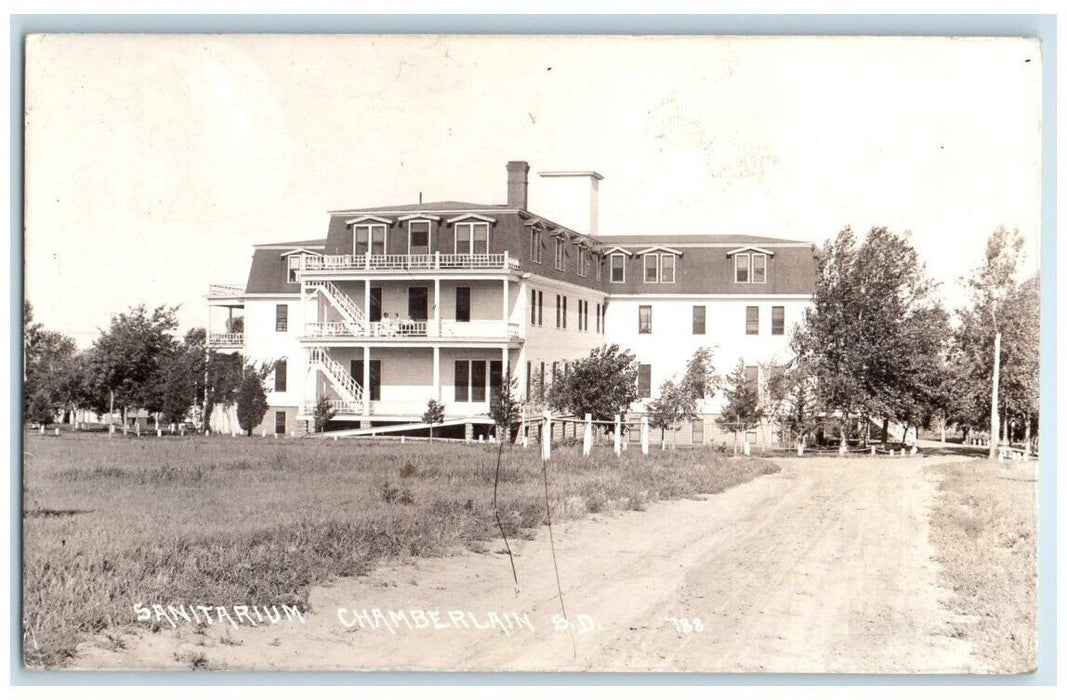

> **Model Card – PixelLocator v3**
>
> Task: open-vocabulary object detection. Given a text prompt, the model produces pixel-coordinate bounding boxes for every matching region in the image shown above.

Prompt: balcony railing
[208,332,244,347]
[303,252,519,272]
[304,320,521,341]
[208,284,245,297]
[304,398,363,415]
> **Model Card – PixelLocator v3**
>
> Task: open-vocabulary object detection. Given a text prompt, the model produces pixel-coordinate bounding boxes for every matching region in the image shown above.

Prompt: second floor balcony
[302,319,522,343]
[302,252,519,274]
[207,332,244,348]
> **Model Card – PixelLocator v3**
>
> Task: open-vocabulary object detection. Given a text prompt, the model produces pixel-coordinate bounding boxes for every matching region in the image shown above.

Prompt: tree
[791,227,947,447]
[716,361,763,451]
[680,345,721,402]
[87,304,181,430]
[203,351,245,432]
[23,302,79,425]
[236,368,269,436]
[422,399,446,442]
[158,328,207,427]
[312,395,337,434]
[546,344,639,424]
[490,368,522,442]
[764,360,817,446]
[950,227,1039,451]
[646,379,697,449]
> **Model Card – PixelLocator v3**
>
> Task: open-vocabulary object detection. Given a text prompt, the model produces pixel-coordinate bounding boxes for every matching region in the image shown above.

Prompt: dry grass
[22,433,778,667]
[927,459,1038,673]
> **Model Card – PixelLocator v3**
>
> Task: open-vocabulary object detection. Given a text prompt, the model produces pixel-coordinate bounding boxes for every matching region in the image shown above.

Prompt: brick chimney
[506,160,530,210]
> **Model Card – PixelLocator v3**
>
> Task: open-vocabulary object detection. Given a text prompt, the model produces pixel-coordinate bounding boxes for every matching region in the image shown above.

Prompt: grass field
[927,459,1038,672]
[22,433,778,668]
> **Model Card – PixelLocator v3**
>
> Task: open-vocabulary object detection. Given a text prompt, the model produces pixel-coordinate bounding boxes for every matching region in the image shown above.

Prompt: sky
[23,34,1042,346]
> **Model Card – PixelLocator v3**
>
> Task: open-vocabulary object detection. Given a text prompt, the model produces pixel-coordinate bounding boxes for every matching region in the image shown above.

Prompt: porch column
[516,344,528,401]
[502,278,510,327]
[433,278,441,336]
[433,346,441,402]
[363,345,371,415]
[501,346,509,378]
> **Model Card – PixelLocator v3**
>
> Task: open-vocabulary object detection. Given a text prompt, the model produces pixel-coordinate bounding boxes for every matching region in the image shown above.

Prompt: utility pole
[989,331,1001,460]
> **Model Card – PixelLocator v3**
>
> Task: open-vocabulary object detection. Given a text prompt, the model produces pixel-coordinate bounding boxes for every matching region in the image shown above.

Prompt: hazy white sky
[24,34,1042,345]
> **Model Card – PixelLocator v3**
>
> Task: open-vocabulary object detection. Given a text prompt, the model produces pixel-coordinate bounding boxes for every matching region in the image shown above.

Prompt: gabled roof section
[345,215,394,225]
[279,247,324,258]
[253,238,325,250]
[603,246,634,256]
[725,246,775,257]
[635,245,683,256]
[445,213,497,224]
[397,213,442,222]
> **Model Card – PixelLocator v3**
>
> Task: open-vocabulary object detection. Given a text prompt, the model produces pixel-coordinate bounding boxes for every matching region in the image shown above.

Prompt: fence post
[613,414,621,457]
[641,415,649,456]
[542,410,552,461]
[870,445,876,456]
[582,413,592,456]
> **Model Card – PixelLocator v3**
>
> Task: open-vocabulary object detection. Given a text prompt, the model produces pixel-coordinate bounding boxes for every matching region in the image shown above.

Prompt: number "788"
[665,617,704,634]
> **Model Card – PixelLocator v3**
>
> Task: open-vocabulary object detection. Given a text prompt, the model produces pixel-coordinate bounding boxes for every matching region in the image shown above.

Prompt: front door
[408,287,428,321]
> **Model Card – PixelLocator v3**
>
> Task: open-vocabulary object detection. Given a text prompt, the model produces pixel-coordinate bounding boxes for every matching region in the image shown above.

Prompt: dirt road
[76,454,984,673]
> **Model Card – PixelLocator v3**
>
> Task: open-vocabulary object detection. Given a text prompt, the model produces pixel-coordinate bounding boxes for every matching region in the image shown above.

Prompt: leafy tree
[716,361,763,447]
[422,399,446,442]
[792,227,947,447]
[950,227,1039,448]
[236,368,269,436]
[158,328,207,427]
[764,360,816,446]
[680,346,721,401]
[203,351,245,431]
[225,315,244,334]
[647,379,697,449]
[547,344,638,424]
[312,395,338,434]
[490,368,522,442]
[87,305,181,426]
[23,302,79,425]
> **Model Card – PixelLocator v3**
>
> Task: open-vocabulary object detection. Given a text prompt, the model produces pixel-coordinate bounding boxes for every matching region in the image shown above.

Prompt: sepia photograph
[20,31,1044,675]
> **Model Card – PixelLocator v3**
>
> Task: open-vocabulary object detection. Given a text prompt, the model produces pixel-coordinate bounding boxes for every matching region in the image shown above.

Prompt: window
[489,360,503,405]
[408,286,428,321]
[746,306,759,335]
[456,286,471,323]
[408,221,430,255]
[577,300,584,331]
[287,255,301,283]
[274,411,286,435]
[537,290,543,326]
[660,254,676,283]
[596,303,601,333]
[577,249,588,277]
[555,238,565,271]
[734,251,768,284]
[555,295,562,328]
[454,360,488,402]
[638,364,652,399]
[455,222,490,255]
[530,289,537,325]
[275,304,288,332]
[692,419,704,445]
[583,300,589,331]
[354,224,387,256]
[643,254,658,283]
[771,306,785,335]
[595,254,602,281]
[735,253,750,283]
[610,253,626,283]
[525,361,531,397]
[562,296,567,329]
[638,305,652,334]
[744,365,759,390]
[692,306,706,335]
[274,360,287,392]
[539,362,545,400]
[752,254,767,283]
[530,228,542,263]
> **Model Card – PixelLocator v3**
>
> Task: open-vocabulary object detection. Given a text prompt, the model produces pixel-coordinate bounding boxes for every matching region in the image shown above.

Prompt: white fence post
[582,413,592,456]
[641,416,649,456]
[542,411,552,461]
[613,414,621,457]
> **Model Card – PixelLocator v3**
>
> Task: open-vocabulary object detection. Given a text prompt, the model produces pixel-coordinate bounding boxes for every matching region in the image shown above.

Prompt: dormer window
[638,248,680,284]
[729,247,772,284]
[555,238,565,271]
[530,228,543,263]
[577,249,589,277]
[610,253,626,283]
[407,220,431,255]
[287,255,301,283]
[455,221,490,255]
[354,224,387,256]
[281,248,322,283]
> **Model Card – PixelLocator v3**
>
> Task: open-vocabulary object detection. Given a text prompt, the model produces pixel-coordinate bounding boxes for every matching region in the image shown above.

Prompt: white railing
[303,319,522,341]
[207,332,243,346]
[304,398,363,415]
[306,279,367,331]
[208,283,244,297]
[307,347,364,404]
[303,252,517,272]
